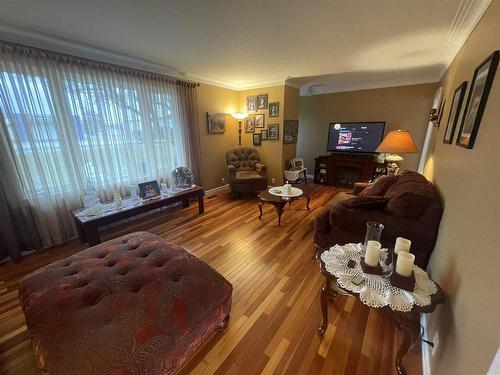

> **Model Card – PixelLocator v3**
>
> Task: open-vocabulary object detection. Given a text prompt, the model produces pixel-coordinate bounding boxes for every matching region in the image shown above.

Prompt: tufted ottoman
[19,231,232,375]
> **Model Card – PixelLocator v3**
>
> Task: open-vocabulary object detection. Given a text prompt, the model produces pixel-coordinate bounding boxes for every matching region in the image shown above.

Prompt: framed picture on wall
[245,116,255,133]
[268,124,279,140]
[255,113,265,128]
[206,112,226,134]
[261,129,268,140]
[269,102,279,117]
[283,119,299,144]
[456,50,499,149]
[443,81,467,144]
[253,133,261,145]
[257,94,268,109]
[437,98,446,128]
[247,96,257,112]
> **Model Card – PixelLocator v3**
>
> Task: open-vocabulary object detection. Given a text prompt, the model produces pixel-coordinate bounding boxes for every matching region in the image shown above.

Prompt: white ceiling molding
[299,75,439,96]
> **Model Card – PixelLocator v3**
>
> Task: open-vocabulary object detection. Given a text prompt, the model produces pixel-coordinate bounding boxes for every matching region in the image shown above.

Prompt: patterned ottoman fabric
[19,231,232,375]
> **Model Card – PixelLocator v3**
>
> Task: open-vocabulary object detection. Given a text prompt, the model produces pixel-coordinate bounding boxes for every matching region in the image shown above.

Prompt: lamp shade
[375,129,418,154]
[232,112,248,121]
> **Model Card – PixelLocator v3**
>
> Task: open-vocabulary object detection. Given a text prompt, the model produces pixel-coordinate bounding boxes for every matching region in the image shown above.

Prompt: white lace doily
[320,243,438,312]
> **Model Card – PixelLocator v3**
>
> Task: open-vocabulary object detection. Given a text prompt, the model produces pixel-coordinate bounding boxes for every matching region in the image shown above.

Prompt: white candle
[395,237,411,254]
[365,240,381,267]
[396,252,415,277]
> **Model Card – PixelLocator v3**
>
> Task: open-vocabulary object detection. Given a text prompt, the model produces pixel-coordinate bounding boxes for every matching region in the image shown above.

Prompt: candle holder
[360,257,384,275]
[390,271,416,292]
[363,222,384,255]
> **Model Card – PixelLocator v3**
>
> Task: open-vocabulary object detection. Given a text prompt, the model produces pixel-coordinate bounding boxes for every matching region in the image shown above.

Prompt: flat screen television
[327,121,385,153]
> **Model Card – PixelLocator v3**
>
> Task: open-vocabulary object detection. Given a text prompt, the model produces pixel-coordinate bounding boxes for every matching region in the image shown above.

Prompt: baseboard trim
[205,184,229,196]
[421,314,431,375]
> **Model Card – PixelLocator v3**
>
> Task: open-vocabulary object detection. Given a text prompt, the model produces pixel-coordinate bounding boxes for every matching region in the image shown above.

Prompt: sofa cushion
[235,170,266,182]
[386,192,433,218]
[359,175,397,196]
[343,195,389,209]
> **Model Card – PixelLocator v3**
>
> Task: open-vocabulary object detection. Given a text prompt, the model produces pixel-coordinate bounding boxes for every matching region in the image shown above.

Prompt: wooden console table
[73,186,204,246]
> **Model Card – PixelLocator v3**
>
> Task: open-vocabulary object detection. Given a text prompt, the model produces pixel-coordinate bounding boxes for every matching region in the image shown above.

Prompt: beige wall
[297,83,437,173]
[197,84,298,189]
[197,84,238,190]
[422,1,500,374]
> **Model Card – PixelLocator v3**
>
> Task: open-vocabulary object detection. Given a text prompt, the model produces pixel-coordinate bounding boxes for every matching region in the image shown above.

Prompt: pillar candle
[395,237,411,254]
[395,251,415,277]
[365,240,381,267]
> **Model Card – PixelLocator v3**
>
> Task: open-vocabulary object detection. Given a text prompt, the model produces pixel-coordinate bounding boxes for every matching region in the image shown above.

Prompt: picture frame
[291,158,304,170]
[268,124,279,140]
[261,129,268,140]
[255,113,265,128]
[245,115,255,133]
[138,180,160,199]
[269,102,279,117]
[257,94,268,109]
[283,119,299,144]
[443,81,467,144]
[456,50,499,149]
[206,112,226,134]
[247,96,257,112]
[253,133,261,146]
[437,98,446,129]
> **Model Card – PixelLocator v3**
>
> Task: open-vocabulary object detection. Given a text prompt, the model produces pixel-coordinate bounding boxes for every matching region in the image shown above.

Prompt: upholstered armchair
[226,146,267,196]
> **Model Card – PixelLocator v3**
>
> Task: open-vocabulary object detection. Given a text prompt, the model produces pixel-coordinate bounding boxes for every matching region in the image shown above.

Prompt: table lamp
[375,129,417,175]
[231,113,248,145]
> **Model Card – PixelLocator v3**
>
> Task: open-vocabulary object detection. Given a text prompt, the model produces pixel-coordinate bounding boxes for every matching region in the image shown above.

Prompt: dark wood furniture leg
[217,315,230,331]
[84,224,100,246]
[258,201,264,219]
[197,192,205,214]
[272,202,285,226]
[182,199,190,208]
[303,170,308,184]
[395,312,421,375]
[74,219,86,244]
[318,282,337,337]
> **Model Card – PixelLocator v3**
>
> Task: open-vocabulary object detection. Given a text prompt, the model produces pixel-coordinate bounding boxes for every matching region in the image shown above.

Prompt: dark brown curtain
[0,115,42,261]
[175,83,202,185]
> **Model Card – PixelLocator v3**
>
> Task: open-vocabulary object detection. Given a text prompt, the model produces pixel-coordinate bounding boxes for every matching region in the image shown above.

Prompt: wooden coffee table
[258,183,310,226]
[72,186,204,246]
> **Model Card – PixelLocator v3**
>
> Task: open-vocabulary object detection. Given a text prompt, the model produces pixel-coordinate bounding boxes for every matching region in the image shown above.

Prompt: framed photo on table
[456,50,499,149]
[443,81,467,144]
[138,180,160,199]
[291,158,304,170]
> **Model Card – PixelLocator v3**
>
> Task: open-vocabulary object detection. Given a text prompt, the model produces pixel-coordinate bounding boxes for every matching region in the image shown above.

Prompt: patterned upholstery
[226,146,267,195]
[19,232,232,375]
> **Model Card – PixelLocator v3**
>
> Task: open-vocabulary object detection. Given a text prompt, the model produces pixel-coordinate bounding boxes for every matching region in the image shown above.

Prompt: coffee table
[258,183,310,226]
[72,185,204,246]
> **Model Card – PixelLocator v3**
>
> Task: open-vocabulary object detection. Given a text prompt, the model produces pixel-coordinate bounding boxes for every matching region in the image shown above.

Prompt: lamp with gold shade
[231,112,248,145]
[375,129,418,175]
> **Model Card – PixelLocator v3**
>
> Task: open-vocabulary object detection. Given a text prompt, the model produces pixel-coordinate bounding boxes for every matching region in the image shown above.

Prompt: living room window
[0,42,199,247]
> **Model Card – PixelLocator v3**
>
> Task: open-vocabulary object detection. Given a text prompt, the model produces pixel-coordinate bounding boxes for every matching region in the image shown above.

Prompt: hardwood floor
[0,184,422,375]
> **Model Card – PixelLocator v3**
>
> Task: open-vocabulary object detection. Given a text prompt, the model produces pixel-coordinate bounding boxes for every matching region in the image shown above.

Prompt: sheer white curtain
[0,44,198,247]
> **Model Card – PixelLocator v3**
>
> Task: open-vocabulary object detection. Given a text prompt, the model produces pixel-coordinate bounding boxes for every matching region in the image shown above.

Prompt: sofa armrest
[227,164,236,180]
[255,162,267,177]
[352,182,371,195]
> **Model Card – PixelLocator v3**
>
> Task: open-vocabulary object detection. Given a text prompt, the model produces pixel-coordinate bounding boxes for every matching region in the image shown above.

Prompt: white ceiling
[0,0,492,94]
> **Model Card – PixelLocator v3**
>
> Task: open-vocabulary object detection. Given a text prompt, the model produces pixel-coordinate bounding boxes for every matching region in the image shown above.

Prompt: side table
[258,184,310,226]
[316,249,445,375]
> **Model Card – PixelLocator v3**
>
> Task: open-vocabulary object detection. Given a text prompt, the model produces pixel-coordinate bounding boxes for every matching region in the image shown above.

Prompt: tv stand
[314,154,385,187]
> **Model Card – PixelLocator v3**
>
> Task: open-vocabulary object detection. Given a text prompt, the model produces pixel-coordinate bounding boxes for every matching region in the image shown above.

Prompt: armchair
[226,146,268,196]
[314,171,443,269]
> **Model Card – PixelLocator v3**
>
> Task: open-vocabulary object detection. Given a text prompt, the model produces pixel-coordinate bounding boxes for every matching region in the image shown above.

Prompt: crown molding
[436,0,492,78]
[299,75,439,96]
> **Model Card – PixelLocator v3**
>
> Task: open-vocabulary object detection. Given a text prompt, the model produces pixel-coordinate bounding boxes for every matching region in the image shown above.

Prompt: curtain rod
[0,39,199,87]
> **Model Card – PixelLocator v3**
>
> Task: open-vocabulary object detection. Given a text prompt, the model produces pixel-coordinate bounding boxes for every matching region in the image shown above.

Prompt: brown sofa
[226,146,267,196]
[19,232,232,375]
[314,171,443,269]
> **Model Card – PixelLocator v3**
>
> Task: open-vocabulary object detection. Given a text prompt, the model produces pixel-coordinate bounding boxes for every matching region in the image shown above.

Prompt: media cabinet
[314,153,386,188]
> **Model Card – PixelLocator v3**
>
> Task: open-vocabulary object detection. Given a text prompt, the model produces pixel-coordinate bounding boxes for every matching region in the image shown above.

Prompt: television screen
[327,121,385,153]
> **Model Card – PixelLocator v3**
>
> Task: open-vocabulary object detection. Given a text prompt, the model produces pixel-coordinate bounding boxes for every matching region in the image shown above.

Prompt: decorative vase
[363,221,384,255]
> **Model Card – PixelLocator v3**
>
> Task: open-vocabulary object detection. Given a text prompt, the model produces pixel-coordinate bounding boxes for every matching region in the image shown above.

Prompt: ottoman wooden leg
[218,315,230,331]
